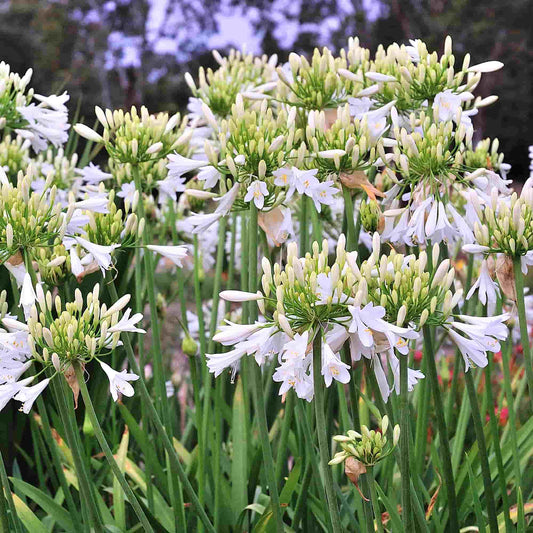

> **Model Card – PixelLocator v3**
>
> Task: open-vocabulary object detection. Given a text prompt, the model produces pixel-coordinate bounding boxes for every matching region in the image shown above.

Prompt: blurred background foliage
[0,0,531,176]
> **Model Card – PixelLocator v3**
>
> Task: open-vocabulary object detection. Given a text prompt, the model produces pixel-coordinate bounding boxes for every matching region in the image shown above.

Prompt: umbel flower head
[306,104,386,182]
[75,106,190,164]
[380,113,503,246]
[31,240,71,286]
[329,415,399,467]
[464,137,509,178]
[0,171,65,264]
[0,283,142,414]
[0,134,30,182]
[197,95,304,212]
[209,235,422,402]
[186,48,277,118]
[0,62,70,152]
[275,48,353,111]
[356,35,501,116]
[27,284,144,366]
[464,188,533,273]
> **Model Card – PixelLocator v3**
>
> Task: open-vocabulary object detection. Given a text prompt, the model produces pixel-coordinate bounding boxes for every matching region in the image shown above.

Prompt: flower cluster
[329,416,399,467]
[0,172,65,264]
[0,62,70,152]
[0,283,142,413]
[274,48,352,111]
[75,106,190,165]
[186,48,277,118]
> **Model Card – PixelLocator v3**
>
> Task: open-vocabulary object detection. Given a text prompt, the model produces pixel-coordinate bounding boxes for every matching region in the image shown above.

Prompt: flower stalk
[73,362,154,532]
[512,257,533,412]
[313,328,343,532]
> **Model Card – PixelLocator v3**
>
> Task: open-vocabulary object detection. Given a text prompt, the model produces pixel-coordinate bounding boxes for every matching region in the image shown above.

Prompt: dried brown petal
[64,363,84,409]
[340,171,384,200]
[345,457,369,501]
[495,255,516,302]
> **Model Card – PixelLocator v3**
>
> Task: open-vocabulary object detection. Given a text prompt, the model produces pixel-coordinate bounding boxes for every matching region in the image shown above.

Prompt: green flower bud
[182,335,199,357]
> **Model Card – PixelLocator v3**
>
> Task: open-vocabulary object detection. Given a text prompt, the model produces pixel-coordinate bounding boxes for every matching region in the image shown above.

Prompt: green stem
[205,216,227,530]
[132,164,171,426]
[74,363,154,532]
[512,258,533,412]
[36,396,81,524]
[500,339,521,490]
[0,455,10,533]
[52,377,104,532]
[464,369,499,533]
[485,347,512,531]
[367,467,384,533]
[360,474,375,533]
[192,235,206,530]
[107,280,216,532]
[248,202,283,532]
[413,343,429,476]
[399,354,412,531]
[275,390,294,489]
[312,329,342,533]
[342,185,356,251]
[23,249,101,531]
[423,326,459,531]
[309,200,322,243]
[299,195,308,255]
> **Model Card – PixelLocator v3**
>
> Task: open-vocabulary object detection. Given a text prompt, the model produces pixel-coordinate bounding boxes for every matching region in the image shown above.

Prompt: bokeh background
[1,0,531,175]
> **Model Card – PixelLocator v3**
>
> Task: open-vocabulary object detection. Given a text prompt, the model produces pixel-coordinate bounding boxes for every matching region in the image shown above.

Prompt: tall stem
[512,258,533,412]
[23,249,102,531]
[464,369,499,533]
[399,353,412,530]
[275,390,294,489]
[192,235,206,529]
[500,338,521,489]
[312,329,342,533]
[342,185,356,251]
[107,280,216,532]
[132,168,186,530]
[423,326,459,531]
[74,363,154,532]
[366,467,384,533]
[248,203,283,532]
[132,165,170,425]
[0,454,10,533]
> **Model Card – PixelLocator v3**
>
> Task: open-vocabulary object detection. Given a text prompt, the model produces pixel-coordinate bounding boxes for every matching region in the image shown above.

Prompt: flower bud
[182,335,198,357]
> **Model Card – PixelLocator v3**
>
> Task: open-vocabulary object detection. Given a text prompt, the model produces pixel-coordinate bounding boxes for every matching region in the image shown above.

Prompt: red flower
[499,407,509,426]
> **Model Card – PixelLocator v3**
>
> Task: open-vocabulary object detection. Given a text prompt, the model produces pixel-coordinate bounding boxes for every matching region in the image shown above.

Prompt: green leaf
[516,488,525,533]
[465,452,486,532]
[11,493,48,533]
[255,460,302,533]
[113,427,129,530]
[10,478,75,532]
[232,376,248,524]
[123,458,175,532]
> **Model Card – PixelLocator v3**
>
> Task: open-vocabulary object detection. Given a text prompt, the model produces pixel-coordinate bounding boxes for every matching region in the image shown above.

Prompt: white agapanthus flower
[99,361,139,402]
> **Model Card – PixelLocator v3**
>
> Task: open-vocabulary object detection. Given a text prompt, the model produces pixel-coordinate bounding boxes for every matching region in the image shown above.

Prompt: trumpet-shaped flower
[321,343,350,387]
[166,154,208,178]
[107,308,145,334]
[147,245,188,267]
[244,180,269,210]
[75,236,119,272]
[99,361,139,402]
[14,378,50,413]
[466,260,500,310]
